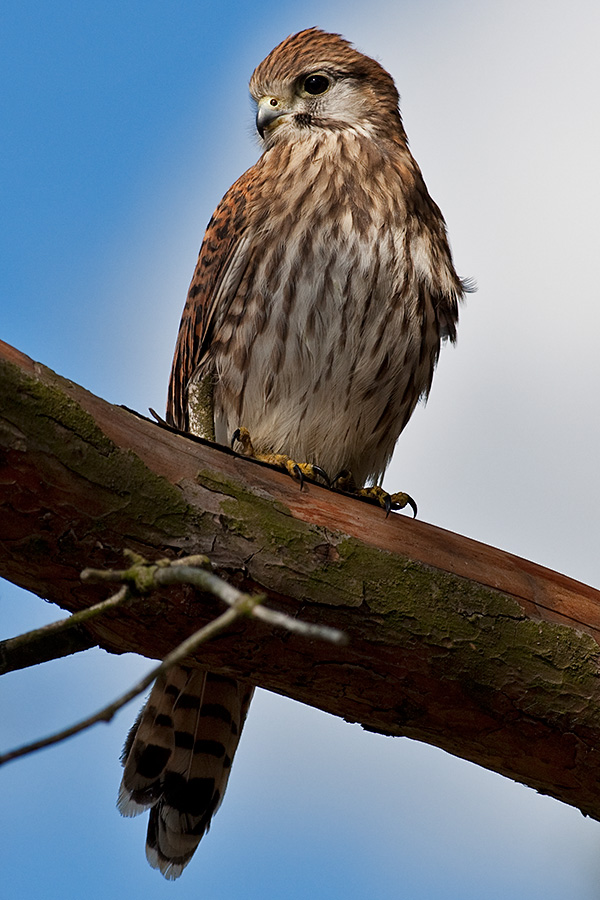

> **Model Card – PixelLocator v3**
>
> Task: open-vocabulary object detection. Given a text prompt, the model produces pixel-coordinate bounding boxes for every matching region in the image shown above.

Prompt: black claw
[384,494,392,518]
[311,465,331,486]
[149,407,168,426]
[230,428,241,449]
[292,463,305,490]
[390,494,418,518]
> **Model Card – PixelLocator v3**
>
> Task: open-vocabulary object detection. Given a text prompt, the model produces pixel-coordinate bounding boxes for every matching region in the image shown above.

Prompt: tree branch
[2,338,600,820]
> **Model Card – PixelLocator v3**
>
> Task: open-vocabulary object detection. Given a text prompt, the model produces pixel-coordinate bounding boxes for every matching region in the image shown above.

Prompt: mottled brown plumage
[120,27,468,879]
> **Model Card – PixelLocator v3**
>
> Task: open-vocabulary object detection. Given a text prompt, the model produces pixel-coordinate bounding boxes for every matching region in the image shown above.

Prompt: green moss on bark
[1,358,191,538]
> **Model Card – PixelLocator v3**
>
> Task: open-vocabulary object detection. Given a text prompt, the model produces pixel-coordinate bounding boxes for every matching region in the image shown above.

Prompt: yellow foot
[231,428,330,489]
[333,470,418,518]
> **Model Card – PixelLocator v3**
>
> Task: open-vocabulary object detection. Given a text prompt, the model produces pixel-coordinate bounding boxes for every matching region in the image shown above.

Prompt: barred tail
[118,665,254,879]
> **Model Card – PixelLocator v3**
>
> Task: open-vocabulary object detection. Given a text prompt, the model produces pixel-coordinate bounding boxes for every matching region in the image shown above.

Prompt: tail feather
[118,665,254,879]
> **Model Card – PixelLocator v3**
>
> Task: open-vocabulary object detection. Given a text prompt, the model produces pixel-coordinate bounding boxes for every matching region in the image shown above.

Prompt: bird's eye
[302,73,330,95]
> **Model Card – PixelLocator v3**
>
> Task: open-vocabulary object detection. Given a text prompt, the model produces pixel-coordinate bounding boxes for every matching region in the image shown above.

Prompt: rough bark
[2,338,600,820]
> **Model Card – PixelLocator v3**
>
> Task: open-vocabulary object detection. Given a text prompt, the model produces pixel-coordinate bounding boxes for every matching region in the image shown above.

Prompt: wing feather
[166,173,257,431]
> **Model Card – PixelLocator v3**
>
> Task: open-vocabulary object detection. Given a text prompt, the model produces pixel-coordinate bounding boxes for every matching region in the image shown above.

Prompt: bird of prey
[118,27,468,879]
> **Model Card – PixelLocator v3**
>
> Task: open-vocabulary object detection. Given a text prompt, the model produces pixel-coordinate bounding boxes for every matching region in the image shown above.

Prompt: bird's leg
[231,427,330,489]
[333,470,418,518]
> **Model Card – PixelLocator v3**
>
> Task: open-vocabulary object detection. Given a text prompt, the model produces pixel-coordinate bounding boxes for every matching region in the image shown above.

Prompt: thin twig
[0,603,240,766]
[0,553,346,766]
[82,556,347,645]
[152,564,346,644]
[250,603,345,642]
[1,585,131,657]
[0,548,195,674]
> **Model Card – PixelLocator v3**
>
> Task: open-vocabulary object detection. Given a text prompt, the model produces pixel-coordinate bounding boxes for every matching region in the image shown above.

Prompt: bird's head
[249,28,404,148]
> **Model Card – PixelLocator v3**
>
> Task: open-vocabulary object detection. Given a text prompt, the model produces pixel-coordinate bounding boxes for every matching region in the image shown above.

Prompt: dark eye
[303,73,330,95]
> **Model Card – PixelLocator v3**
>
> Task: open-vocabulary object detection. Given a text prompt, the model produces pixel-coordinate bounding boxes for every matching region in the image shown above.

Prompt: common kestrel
[119,27,469,879]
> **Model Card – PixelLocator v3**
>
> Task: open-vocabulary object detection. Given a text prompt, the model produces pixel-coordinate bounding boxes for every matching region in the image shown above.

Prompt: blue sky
[2,0,600,897]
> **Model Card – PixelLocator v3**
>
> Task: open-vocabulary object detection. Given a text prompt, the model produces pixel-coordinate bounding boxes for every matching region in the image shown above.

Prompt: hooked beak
[256,97,289,138]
